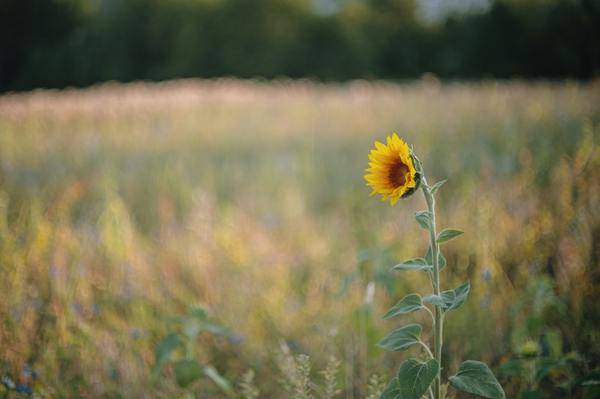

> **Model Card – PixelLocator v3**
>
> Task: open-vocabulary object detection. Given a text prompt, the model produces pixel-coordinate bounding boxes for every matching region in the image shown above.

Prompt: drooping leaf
[396,358,439,399]
[174,359,204,388]
[437,229,464,244]
[442,282,470,311]
[377,324,421,352]
[154,333,182,369]
[423,282,470,312]
[203,365,233,393]
[391,258,432,272]
[430,179,447,195]
[415,211,431,230]
[449,360,505,399]
[383,294,423,319]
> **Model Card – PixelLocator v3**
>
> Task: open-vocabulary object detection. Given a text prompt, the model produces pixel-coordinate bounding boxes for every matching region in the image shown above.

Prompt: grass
[0,79,598,398]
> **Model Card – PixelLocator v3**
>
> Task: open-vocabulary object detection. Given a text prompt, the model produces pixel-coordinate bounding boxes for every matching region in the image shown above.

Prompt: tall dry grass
[0,79,598,397]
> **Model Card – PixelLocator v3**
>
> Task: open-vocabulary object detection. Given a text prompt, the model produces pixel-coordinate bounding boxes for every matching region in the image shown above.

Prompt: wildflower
[519,340,539,358]
[364,133,421,205]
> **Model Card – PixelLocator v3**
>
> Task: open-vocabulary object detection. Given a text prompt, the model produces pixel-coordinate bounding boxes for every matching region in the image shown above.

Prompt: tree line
[1,0,599,91]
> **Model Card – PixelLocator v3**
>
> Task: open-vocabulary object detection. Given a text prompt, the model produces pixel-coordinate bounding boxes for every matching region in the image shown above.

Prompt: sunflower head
[364,133,421,205]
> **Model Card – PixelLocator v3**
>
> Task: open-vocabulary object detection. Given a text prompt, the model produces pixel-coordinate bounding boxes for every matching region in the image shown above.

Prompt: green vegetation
[2,0,599,91]
[0,80,598,397]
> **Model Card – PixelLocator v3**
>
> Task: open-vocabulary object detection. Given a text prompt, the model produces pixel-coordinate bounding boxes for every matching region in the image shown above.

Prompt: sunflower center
[389,160,409,187]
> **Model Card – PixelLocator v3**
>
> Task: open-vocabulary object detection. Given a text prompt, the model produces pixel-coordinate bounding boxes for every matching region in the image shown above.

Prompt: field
[0,80,598,398]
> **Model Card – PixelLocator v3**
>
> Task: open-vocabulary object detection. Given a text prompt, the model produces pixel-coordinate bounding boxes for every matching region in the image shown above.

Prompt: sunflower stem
[422,177,442,399]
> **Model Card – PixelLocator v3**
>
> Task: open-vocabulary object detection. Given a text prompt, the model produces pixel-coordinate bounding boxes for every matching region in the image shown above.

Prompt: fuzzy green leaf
[391,258,433,272]
[441,282,470,312]
[430,179,447,195]
[383,294,423,319]
[437,229,464,244]
[174,359,204,388]
[396,358,439,399]
[154,333,182,369]
[449,360,505,399]
[423,282,470,312]
[380,378,401,399]
[415,211,431,230]
[377,324,421,352]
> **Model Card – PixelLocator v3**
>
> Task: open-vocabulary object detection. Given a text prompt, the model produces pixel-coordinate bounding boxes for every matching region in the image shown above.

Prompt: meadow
[0,79,598,398]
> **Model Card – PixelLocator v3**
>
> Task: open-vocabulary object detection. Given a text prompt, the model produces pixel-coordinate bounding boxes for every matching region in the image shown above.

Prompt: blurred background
[0,0,599,398]
[1,0,600,90]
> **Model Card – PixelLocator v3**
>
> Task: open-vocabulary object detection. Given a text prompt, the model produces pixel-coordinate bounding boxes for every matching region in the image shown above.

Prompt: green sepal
[399,153,422,199]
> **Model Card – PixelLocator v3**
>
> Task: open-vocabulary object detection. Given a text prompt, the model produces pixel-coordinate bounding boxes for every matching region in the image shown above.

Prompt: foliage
[276,348,344,399]
[1,0,599,91]
[499,277,600,398]
[372,144,503,399]
[153,305,235,396]
[239,370,260,399]
[0,80,597,397]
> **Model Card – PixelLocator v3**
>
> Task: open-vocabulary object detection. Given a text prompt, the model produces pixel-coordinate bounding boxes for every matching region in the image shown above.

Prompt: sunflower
[364,133,421,205]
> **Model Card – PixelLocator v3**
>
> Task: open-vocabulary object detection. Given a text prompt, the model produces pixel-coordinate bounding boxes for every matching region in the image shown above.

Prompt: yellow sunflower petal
[364,133,420,205]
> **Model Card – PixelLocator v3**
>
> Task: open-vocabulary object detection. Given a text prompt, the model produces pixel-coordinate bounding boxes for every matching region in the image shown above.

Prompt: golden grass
[0,79,598,397]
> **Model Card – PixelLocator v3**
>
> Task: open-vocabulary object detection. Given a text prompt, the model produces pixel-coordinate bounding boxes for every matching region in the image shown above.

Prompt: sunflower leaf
[377,324,422,352]
[430,179,447,195]
[423,282,470,312]
[391,258,433,272]
[396,358,439,399]
[383,294,423,319]
[174,360,203,388]
[154,333,183,372]
[437,229,464,244]
[415,211,431,230]
[442,282,470,312]
[449,360,505,399]
[380,378,401,399]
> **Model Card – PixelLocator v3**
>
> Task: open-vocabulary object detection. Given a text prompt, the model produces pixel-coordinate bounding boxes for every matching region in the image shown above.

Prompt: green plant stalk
[422,177,442,399]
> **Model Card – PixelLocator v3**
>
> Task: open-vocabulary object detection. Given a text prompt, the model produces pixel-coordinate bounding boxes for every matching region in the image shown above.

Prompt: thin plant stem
[422,177,442,399]
[423,305,435,325]
[418,340,435,359]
